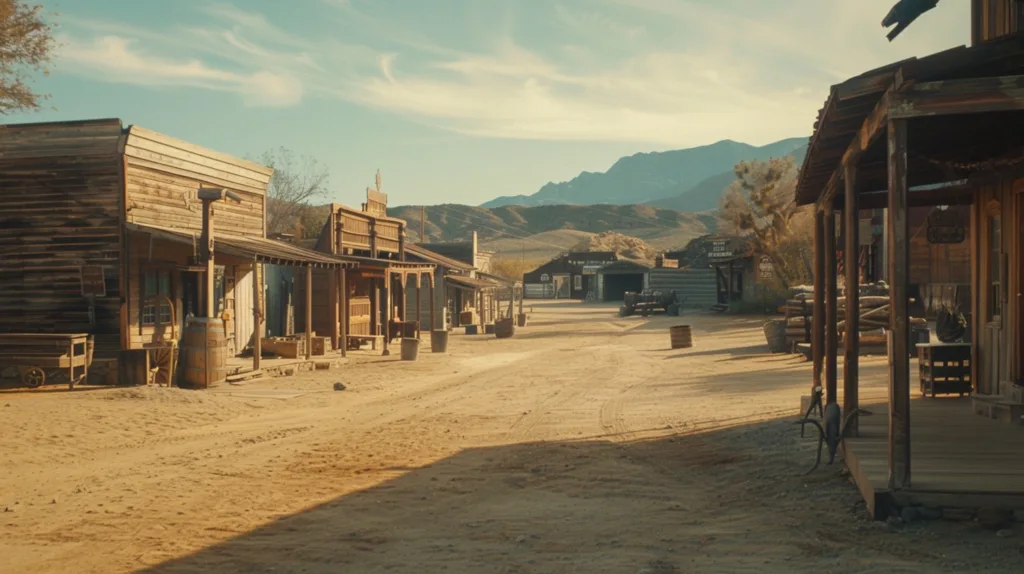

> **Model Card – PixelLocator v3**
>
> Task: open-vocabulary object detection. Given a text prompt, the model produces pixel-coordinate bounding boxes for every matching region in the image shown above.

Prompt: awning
[126,222,359,269]
[445,274,500,292]
[342,255,435,277]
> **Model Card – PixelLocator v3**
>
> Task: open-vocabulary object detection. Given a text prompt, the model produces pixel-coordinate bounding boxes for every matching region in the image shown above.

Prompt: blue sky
[10,0,966,206]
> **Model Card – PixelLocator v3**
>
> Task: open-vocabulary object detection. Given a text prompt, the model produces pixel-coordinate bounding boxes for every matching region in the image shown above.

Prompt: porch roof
[796,33,1024,206]
[126,223,359,269]
[445,274,500,292]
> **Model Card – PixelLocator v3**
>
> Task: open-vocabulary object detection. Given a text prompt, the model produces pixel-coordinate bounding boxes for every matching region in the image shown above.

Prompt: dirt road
[1,302,1020,573]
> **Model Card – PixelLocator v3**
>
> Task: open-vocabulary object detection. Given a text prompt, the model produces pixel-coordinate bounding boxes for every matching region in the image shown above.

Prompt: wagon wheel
[149,346,176,387]
[22,367,46,388]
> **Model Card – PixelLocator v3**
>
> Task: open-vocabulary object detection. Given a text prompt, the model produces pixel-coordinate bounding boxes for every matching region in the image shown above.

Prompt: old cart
[0,333,94,390]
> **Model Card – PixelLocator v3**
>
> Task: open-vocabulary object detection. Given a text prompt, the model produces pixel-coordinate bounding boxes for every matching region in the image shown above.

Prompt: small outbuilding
[596,260,650,302]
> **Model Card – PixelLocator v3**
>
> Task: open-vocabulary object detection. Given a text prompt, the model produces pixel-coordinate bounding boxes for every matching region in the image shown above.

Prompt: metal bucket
[400,338,420,361]
[669,325,693,350]
[495,318,516,339]
[431,330,449,353]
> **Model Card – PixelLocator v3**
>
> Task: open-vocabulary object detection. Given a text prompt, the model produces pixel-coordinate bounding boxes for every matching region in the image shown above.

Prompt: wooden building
[307,180,436,355]
[796,4,1024,516]
[0,119,357,387]
[522,252,618,300]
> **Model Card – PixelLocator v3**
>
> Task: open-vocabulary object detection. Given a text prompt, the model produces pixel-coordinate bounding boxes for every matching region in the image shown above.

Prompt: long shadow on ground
[139,413,1019,573]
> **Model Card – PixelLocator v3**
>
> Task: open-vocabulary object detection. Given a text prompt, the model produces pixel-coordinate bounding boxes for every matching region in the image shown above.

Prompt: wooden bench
[0,333,93,389]
[346,334,384,351]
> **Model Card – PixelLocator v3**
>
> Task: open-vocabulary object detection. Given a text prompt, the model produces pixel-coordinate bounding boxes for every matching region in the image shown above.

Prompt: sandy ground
[1,301,1021,573]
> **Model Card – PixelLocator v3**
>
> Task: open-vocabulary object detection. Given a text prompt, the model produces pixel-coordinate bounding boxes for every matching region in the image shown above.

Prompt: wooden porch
[843,394,1024,518]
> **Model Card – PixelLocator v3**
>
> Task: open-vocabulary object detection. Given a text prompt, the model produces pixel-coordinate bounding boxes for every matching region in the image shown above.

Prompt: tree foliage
[257,147,330,237]
[0,0,57,114]
[718,157,813,290]
[488,256,544,282]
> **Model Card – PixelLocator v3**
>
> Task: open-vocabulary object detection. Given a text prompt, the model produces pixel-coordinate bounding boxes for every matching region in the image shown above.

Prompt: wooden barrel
[181,317,228,389]
[495,318,516,339]
[670,325,693,350]
[763,319,788,353]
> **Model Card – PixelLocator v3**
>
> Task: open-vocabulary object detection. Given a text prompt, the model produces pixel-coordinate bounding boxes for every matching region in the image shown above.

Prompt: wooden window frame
[140,266,176,327]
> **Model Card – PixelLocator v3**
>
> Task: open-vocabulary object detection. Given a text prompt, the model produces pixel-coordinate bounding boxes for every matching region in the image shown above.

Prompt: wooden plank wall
[123,126,272,238]
[0,119,125,359]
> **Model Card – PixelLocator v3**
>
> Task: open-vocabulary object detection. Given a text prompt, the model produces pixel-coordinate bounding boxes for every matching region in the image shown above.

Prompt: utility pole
[421,206,426,242]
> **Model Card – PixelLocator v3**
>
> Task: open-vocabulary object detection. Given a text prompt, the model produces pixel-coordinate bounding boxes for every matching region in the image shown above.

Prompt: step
[972,394,1024,425]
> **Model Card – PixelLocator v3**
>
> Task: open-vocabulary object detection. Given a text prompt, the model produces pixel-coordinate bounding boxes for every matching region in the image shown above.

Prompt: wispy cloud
[54,0,968,145]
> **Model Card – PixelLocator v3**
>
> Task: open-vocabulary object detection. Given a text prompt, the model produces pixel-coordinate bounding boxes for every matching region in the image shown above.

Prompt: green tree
[1,1,57,114]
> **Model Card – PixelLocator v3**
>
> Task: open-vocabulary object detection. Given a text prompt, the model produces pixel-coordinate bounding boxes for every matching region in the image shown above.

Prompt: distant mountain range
[480,137,808,211]
[386,203,716,261]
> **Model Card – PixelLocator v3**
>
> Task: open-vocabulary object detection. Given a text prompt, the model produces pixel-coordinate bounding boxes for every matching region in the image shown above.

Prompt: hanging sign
[927,208,966,244]
[758,256,775,280]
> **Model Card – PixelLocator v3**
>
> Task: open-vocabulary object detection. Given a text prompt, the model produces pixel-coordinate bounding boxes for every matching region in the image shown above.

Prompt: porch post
[844,164,861,436]
[340,267,348,358]
[328,266,339,351]
[825,204,839,405]
[253,262,262,371]
[305,265,313,360]
[382,271,392,356]
[428,273,436,335]
[887,118,911,489]
[812,210,826,392]
[415,272,422,338]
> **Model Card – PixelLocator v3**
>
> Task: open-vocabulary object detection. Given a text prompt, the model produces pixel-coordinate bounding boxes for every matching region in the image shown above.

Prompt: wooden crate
[918,343,971,397]
[262,337,303,359]
[310,336,331,356]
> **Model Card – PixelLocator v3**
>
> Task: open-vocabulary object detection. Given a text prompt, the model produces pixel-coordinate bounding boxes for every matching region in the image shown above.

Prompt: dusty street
[1,302,1021,573]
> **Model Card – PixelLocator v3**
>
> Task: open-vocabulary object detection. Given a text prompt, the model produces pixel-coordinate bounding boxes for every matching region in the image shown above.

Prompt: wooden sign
[80,265,107,297]
[758,256,774,280]
[709,240,732,259]
[927,208,966,244]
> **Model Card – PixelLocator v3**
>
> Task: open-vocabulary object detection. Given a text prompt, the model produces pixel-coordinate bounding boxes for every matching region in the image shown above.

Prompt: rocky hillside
[481,137,808,210]
[571,231,659,263]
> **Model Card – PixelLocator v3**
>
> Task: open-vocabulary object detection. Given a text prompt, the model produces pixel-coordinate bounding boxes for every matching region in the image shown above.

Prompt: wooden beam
[382,272,392,356]
[340,267,347,358]
[891,74,1024,118]
[812,210,826,392]
[253,262,262,371]
[887,118,912,490]
[305,265,313,360]
[843,165,860,437]
[428,272,435,337]
[824,204,839,405]
[858,184,974,210]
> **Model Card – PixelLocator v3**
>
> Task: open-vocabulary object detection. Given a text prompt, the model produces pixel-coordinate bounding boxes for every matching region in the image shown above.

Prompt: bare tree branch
[257,147,330,237]
[0,0,57,114]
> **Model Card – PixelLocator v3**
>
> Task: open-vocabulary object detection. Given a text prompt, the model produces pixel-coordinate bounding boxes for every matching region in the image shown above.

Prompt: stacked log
[782,290,922,351]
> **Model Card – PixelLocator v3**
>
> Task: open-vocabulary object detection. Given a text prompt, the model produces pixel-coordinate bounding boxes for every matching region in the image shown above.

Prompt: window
[574,274,583,291]
[988,215,1001,320]
[142,270,173,326]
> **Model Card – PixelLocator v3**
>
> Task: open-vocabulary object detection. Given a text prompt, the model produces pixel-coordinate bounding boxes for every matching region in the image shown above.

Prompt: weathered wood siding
[971,179,1019,397]
[972,0,1024,44]
[0,119,125,358]
[123,126,272,238]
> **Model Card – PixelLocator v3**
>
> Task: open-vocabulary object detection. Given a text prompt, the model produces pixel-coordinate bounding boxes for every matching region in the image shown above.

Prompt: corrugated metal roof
[406,243,475,271]
[126,223,358,269]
